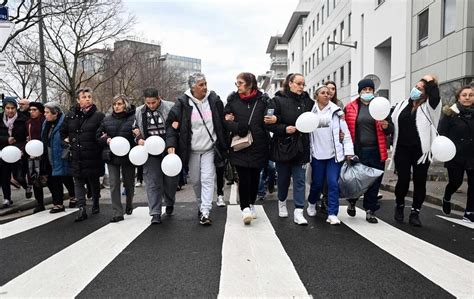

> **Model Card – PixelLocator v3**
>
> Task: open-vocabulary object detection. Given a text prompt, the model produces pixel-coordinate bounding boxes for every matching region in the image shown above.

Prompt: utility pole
[38,0,47,103]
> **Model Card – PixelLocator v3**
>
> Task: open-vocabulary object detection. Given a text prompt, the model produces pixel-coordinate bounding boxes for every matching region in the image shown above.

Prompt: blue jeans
[276,162,306,209]
[349,147,385,212]
[308,158,342,216]
[258,161,276,197]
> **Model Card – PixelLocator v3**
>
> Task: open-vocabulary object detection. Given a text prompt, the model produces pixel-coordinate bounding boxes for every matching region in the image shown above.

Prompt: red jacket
[345,98,388,162]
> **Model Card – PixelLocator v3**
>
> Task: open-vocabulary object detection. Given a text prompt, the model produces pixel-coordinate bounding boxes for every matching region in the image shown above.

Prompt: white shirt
[311,103,335,160]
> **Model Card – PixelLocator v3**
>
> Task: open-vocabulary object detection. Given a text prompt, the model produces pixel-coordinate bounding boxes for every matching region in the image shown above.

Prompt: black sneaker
[442,198,451,215]
[199,215,212,226]
[75,207,88,222]
[409,210,422,227]
[347,201,356,217]
[165,206,174,216]
[92,205,100,215]
[151,214,161,224]
[366,210,378,223]
[1,199,13,209]
[394,205,404,222]
[33,205,45,213]
[125,206,133,215]
[463,212,474,223]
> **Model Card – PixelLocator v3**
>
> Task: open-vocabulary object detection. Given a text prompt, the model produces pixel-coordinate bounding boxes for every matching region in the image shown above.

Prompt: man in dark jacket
[61,87,105,222]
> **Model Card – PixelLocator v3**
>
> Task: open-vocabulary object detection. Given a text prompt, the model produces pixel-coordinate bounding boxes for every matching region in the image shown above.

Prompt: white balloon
[1,146,22,163]
[161,153,182,177]
[368,97,391,121]
[110,136,130,157]
[431,136,456,162]
[25,140,44,157]
[295,112,319,133]
[128,145,149,166]
[144,136,166,155]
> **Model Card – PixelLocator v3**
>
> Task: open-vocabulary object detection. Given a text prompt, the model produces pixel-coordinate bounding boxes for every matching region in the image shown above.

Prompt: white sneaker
[278,200,288,218]
[242,207,253,225]
[307,203,317,217]
[249,204,257,219]
[216,195,226,207]
[294,208,308,225]
[326,215,341,225]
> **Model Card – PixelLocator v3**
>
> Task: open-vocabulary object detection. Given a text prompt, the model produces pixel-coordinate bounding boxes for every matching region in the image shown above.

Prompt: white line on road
[339,206,474,298]
[218,205,310,298]
[436,215,474,229]
[0,209,77,239]
[0,207,150,298]
[229,183,238,205]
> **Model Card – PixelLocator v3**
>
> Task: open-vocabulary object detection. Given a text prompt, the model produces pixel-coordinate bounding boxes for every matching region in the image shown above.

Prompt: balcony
[270,58,288,69]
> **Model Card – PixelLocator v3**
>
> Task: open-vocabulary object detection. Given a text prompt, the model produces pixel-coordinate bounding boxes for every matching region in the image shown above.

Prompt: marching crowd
[0,72,473,227]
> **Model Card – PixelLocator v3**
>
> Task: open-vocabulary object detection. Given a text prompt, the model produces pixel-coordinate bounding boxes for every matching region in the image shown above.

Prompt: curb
[0,196,53,217]
[380,183,465,212]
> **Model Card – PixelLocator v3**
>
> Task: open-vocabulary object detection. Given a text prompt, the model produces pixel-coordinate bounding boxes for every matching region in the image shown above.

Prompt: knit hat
[2,96,18,108]
[314,85,328,97]
[358,79,375,93]
[29,102,45,113]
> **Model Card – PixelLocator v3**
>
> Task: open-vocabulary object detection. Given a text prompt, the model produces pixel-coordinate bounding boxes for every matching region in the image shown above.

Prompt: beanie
[29,102,45,113]
[358,79,375,94]
[2,96,18,108]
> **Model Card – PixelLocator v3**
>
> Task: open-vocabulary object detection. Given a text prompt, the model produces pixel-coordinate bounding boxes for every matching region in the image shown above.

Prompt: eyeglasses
[292,81,306,87]
[235,81,245,87]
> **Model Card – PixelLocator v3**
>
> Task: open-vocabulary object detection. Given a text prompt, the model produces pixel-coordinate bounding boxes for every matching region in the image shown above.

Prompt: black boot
[409,209,422,227]
[75,207,88,222]
[33,205,45,213]
[394,205,404,222]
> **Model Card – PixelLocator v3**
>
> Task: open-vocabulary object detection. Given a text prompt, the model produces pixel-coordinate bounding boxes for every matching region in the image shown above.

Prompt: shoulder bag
[230,101,257,152]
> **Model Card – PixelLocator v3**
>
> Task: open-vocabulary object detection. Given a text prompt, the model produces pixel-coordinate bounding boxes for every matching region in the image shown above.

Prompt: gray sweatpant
[143,155,179,216]
[188,150,215,216]
[108,163,135,217]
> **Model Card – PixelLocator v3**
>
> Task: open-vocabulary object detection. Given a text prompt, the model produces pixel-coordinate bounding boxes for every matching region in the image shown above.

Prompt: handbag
[230,101,257,152]
[190,100,227,167]
[270,133,303,163]
[61,144,71,160]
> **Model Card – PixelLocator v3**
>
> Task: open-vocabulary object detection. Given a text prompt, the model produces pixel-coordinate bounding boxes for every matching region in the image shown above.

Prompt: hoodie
[185,89,217,152]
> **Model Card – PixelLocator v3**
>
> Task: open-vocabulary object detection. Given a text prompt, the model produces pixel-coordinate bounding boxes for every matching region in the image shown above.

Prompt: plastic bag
[339,161,384,199]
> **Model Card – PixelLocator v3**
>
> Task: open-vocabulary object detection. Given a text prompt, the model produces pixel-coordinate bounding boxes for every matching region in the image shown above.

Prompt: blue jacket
[42,114,69,176]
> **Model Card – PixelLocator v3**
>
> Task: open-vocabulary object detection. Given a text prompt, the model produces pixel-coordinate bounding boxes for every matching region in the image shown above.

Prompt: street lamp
[328,40,358,49]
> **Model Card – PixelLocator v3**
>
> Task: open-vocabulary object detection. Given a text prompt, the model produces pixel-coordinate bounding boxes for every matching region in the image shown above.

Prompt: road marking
[229,183,238,205]
[0,209,77,239]
[0,207,150,298]
[218,205,310,298]
[436,215,474,230]
[340,207,473,298]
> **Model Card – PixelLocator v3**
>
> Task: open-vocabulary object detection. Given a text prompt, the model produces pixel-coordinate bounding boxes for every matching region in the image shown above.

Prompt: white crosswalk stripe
[436,215,474,229]
[0,207,150,298]
[0,208,77,239]
[339,206,473,298]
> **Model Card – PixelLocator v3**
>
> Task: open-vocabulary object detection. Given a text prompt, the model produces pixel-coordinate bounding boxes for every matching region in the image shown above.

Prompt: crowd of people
[0,72,472,227]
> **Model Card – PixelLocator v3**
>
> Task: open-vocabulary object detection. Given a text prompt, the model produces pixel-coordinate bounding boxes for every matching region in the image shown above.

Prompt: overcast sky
[123,0,299,100]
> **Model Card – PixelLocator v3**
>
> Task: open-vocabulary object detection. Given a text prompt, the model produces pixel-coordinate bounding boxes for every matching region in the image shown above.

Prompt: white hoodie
[185,89,217,152]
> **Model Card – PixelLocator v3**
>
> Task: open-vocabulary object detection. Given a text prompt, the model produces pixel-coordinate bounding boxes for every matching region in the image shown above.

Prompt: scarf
[457,102,474,116]
[27,116,45,140]
[239,89,258,100]
[3,112,18,136]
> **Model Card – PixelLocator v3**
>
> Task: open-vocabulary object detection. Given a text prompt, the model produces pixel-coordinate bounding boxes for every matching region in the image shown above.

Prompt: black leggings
[0,161,27,200]
[216,166,225,196]
[235,166,260,210]
[444,167,473,212]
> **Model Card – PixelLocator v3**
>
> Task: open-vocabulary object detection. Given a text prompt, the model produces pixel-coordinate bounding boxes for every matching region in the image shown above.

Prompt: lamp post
[328,40,358,49]
[37,0,47,104]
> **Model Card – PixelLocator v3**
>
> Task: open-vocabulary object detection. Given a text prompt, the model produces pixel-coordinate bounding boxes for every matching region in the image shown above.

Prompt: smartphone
[267,108,274,116]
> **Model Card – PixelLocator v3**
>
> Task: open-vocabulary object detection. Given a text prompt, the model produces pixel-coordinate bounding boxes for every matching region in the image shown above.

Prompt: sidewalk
[381,161,467,212]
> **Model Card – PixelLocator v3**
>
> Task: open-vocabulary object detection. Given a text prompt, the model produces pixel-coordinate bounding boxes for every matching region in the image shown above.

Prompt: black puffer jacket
[438,103,474,169]
[224,91,269,169]
[96,108,136,166]
[61,105,105,177]
[0,112,28,152]
[267,90,314,164]
[166,91,228,168]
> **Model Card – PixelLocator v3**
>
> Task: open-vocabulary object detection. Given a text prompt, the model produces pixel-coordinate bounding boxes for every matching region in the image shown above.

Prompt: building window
[443,0,456,36]
[333,71,337,82]
[302,37,304,49]
[302,64,304,74]
[418,9,429,49]
[340,21,345,43]
[321,6,325,24]
[309,57,311,72]
[317,48,320,64]
[305,32,307,46]
[312,19,315,36]
[377,0,385,5]
[327,75,330,82]
[291,52,295,62]
[348,61,352,83]
[327,36,330,55]
[333,0,336,9]
[312,53,315,69]
[340,66,344,86]
[308,26,311,42]
[348,13,351,36]
[317,13,320,30]
[333,29,337,49]
[327,0,330,17]
[305,61,308,76]
[322,43,325,60]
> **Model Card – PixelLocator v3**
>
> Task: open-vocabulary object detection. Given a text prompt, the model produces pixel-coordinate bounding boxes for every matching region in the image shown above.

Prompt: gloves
[424,80,440,100]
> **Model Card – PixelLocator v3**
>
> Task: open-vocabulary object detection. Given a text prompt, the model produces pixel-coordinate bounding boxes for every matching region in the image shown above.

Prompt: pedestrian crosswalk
[0,202,472,298]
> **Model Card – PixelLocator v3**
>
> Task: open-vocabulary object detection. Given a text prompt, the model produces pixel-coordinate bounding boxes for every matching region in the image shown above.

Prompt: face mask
[360,93,374,101]
[410,87,423,101]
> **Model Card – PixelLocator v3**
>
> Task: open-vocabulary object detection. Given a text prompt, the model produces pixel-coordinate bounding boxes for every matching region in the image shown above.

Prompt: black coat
[438,103,474,169]
[224,91,269,169]
[266,90,314,164]
[96,108,136,166]
[61,105,105,177]
[0,112,28,151]
[166,91,228,168]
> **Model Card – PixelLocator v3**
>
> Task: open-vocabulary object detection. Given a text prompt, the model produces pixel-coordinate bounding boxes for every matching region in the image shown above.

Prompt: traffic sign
[0,20,14,49]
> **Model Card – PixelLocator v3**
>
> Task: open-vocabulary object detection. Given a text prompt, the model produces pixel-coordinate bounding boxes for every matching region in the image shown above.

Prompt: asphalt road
[0,185,472,298]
